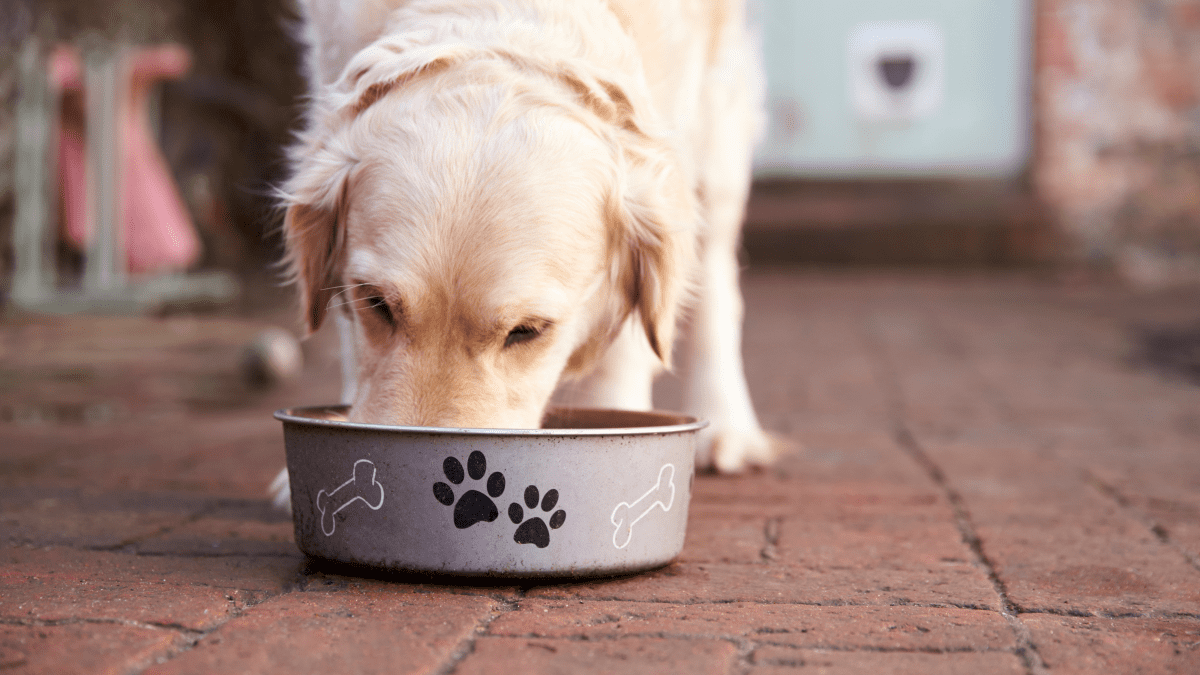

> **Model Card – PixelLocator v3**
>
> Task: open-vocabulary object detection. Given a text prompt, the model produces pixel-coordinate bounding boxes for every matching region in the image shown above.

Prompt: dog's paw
[698,426,788,473]
[270,467,292,512]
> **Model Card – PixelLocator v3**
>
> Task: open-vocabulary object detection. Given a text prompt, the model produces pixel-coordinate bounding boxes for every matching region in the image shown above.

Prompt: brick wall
[1035,0,1200,281]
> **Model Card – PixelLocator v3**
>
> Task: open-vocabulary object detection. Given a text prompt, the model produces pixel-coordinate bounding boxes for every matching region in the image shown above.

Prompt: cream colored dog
[272,0,775,507]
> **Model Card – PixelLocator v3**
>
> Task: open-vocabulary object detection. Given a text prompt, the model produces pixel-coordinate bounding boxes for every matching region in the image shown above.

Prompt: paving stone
[689,447,938,523]
[0,414,290,499]
[1123,492,1200,564]
[688,477,996,608]
[747,646,1025,674]
[3,273,1200,673]
[526,560,1000,609]
[0,622,186,675]
[740,302,894,437]
[678,513,769,564]
[689,472,812,518]
[768,483,965,559]
[1024,614,1200,675]
[778,430,934,486]
[457,636,738,675]
[777,518,981,574]
[0,486,198,549]
[133,507,297,558]
[919,438,1200,616]
[0,482,297,556]
[490,599,1014,652]
[0,545,299,630]
[144,586,498,675]
[1086,458,1200,564]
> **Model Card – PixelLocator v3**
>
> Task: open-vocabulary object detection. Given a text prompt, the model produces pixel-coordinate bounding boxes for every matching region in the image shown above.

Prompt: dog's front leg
[682,230,775,472]
[681,22,777,472]
[270,311,359,511]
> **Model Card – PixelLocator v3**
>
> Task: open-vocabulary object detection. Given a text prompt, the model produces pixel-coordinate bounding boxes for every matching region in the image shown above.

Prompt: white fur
[272,0,775,510]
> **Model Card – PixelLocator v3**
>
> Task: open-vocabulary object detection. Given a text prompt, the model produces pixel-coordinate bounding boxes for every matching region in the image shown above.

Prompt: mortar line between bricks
[484,631,1013,654]
[1086,471,1200,574]
[911,306,1200,574]
[0,615,204,637]
[122,578,293,674]
[892,426,1049,675]
[510,596,996,610]
[97,505,220,552]
[861,315,1049,675]
[429,588,525,675]
[730,637,755,675]
[2,516,224,556]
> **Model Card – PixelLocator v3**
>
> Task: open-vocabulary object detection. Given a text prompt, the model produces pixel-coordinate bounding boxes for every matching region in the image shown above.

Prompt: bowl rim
[275,405,708,437]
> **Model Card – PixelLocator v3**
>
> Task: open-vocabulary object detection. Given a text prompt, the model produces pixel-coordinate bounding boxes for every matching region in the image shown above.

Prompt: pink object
[52,45,201,275]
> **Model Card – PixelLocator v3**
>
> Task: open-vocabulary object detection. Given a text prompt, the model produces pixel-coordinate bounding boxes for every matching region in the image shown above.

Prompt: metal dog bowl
[276,406,705,577]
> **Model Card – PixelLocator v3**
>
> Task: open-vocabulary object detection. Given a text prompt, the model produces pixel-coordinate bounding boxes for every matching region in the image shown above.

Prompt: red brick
[0,546,296,630]
[133,512,297,558]
[1127,492,1200,563]
[489,599,1014,652]
[0,622,184,675]
[5,273,1200,675]
[1039,4,1078,75]
[689,472,811,518]
[779,430,934,485]
[0,414,289,499]
[526,560,1000,609]
[145,587,500,675]
[678,514,769,564]
[768,484,975,571]
[1025,614,1200,675]
[1084,460,1200,564]
[748,647,1024,674]
[919,438,1200,616]
[0,486,195,549]
[777,519,973,572]
[457,636,737,675]
[690,466,943,523]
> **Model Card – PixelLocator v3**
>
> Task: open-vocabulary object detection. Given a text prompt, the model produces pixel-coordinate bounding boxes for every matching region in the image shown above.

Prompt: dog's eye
[504,324,539,348]
[366,296,395,327]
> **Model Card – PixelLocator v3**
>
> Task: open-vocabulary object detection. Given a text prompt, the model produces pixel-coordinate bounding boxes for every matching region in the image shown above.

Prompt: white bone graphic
[316,459,385,536]
[610,464,676,549]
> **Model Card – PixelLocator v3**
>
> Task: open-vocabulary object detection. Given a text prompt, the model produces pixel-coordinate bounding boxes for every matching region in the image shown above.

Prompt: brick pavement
[2,272,1199,673]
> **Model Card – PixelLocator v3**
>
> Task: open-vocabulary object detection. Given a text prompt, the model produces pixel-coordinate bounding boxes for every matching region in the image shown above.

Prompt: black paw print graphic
[508,484,566,548]
[432,451,505,529]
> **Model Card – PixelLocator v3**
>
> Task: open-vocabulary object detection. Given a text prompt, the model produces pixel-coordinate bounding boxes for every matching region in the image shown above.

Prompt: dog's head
[282,39,694,428]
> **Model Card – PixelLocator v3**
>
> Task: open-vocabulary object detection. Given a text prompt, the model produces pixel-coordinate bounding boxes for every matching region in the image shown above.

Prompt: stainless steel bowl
[277,406,705,577]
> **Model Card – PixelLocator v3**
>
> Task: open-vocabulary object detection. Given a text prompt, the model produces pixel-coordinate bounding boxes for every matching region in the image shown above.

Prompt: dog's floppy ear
[283,35,459,335]
[608,141,696,368]
[282,146,355,335]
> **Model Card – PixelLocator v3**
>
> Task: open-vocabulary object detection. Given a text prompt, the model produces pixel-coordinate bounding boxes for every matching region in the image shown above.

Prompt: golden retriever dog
[272,0,776,508]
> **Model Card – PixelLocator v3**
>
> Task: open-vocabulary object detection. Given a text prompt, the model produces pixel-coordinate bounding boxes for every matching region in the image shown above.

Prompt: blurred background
[0,0,1198,427]
[1,0,1199,298]
[746,0,1199,280]
[1,0,304,303]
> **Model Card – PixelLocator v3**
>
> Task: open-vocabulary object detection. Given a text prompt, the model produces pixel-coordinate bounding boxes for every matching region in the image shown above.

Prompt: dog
[271,0,776,508]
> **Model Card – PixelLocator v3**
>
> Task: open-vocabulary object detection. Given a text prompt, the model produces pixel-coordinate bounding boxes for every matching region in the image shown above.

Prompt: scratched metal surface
[280,406,703,578]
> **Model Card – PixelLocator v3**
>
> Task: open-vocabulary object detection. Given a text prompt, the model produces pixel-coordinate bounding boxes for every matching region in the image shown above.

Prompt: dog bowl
[276,406,704,578]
